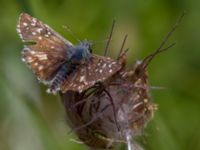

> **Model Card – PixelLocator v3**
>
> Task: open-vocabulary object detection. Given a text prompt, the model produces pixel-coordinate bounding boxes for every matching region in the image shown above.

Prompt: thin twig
[117,34,128,60]
[104,20,116,56]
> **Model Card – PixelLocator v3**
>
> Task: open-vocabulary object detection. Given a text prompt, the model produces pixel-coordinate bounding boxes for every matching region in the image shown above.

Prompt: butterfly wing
[61,55,122,93]
[17,13,73,82]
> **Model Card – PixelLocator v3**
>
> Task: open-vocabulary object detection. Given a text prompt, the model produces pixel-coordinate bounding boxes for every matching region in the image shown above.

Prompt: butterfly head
[79,40,93,52]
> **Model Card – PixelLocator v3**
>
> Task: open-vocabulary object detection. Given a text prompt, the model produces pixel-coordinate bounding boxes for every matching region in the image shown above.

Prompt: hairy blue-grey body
[49,65,69,93]
[68,41,92,62]
[48,41,92,93]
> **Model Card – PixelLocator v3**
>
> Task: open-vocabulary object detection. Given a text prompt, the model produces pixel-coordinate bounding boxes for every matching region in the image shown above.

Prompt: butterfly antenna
[142,12,185,69]
[117,34,128,60]
[63,25,81,43]
[104,20,116,56]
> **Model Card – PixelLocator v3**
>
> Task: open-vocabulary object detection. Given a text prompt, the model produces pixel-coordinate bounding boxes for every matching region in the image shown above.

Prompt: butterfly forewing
[17,13,73,82]
[61,55,122,93]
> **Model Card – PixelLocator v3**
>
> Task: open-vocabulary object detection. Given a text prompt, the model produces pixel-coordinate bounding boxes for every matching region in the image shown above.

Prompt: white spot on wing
[38,36,42,40]
[46,88,51,94]
[21,58,25,62]
[38,65,44,71]
[36,28,43,33]
[32,32,36,35]
[32,18,37,23]
[27,57,33,62]
[30,51,36,54]
[16,28,21,33]
[23,47,31,51]
[34,62,38,66]
[19,33,23,39]
[23,22,28,26]
[102,63,106,68]
[35,54,48,60]
[112,62,117,65]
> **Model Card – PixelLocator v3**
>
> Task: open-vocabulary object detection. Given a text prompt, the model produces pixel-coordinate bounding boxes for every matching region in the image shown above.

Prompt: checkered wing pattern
[17,13,73,82]
[61,55,122,93]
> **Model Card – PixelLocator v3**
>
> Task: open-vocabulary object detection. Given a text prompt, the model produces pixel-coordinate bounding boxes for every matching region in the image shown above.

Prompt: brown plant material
[60,60,157,149]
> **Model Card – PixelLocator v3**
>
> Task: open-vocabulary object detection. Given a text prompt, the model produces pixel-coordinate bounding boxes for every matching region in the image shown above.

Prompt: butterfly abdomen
[47,65,69,94]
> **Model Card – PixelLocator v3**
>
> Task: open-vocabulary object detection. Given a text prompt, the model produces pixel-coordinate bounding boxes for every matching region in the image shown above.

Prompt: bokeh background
[0,0,200,150]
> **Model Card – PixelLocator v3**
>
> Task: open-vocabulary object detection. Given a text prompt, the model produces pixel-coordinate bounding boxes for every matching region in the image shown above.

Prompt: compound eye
[89,47,93,53]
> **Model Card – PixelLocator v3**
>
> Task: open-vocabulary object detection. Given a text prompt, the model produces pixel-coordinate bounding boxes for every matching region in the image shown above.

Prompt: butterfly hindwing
[17,13,73,82]
[61,55,122,92]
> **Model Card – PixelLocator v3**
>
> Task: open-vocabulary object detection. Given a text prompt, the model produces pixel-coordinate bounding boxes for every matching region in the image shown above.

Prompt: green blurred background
[0,0,200,150]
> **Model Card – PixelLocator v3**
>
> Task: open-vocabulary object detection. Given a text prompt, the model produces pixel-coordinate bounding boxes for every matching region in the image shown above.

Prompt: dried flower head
[60,59,157,149]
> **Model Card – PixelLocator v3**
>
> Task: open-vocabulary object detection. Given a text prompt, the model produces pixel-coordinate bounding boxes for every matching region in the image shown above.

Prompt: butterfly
[17,13,123,94]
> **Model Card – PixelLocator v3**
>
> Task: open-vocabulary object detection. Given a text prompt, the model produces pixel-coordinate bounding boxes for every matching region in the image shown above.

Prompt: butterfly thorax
[68,41,92,64]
